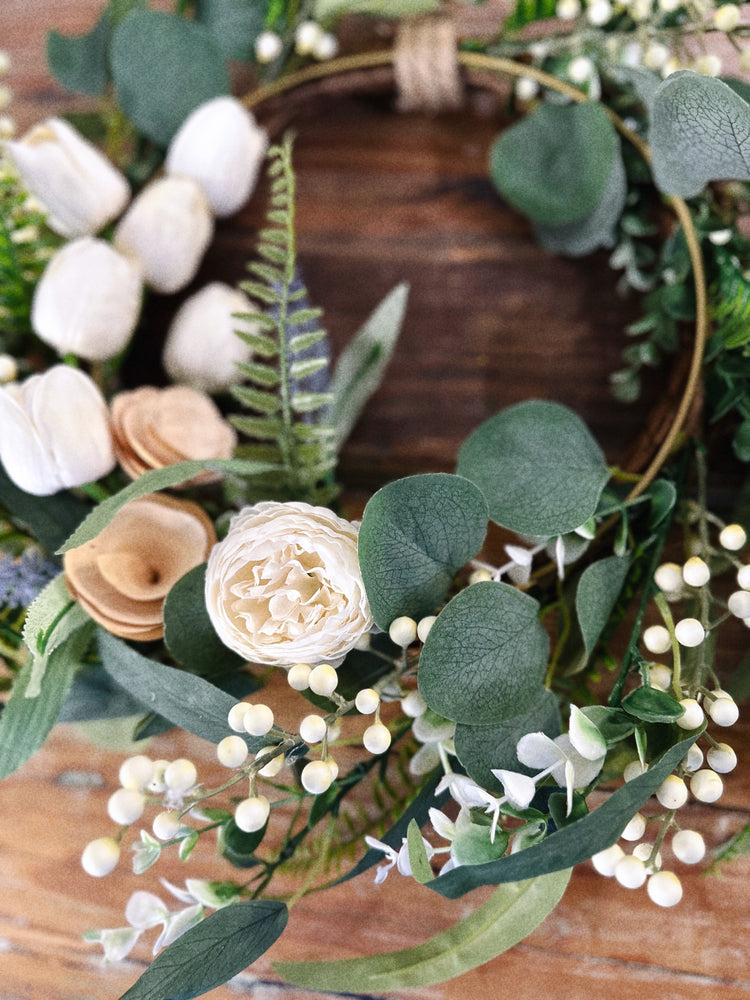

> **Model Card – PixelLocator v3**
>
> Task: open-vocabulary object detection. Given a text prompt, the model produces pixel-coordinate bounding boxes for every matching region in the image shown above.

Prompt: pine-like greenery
[709,245,750,351]
[229,134,338,505]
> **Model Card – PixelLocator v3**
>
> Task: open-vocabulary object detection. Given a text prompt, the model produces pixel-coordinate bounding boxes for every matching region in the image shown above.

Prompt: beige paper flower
[64,493,216,641]
[205,501,373,667]
[110,385,237,483]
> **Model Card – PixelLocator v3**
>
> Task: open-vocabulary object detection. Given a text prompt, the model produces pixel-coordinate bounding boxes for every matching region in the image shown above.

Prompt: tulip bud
[165,97,268,218]
[162,282,257,392]
[114,176,213,294]
[6,118,130,238]
[0,365,115,496]
[31,237,143,361]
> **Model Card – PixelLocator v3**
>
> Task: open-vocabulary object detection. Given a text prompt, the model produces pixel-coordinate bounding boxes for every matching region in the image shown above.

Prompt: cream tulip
[162,282,257,392]
[165,97,268,218]
[6,118,130,238]
[31,237,143,361]
[0,365,115,496]
[114,176,214,294]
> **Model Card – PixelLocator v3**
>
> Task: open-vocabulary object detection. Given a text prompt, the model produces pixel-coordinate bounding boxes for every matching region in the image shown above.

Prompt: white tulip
[163,282,257,392]
[114,176,213,294]
[6,118,130,238]
[0,365,115,496]
[165,97,268,217]
[31,237,143,361]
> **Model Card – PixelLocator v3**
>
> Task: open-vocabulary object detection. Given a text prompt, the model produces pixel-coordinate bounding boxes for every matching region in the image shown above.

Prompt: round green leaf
[621,686,685,723]
[489,102,617,226]
[456,400,609,536]
[418,581,549,725]
[110,10,229,146]
[358,473,488,630]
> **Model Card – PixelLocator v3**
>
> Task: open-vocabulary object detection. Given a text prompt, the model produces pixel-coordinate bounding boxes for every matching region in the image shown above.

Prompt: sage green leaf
[57,458,275,553]
[454,688,561,792]
[418,581,548,725]
[456,400,609,536]
[110,10,229,146]
[358,473,488,630]
[579,705,635,746]
[47,11,111,96]
[0,625,92,779]
[407,818,434,884]
[489,103,617,226]
[0,463,89,553]
[535,145,626,257]
[648,478,677,528]
[575,555,630,665]
[98,630,265,749]
[427,729,701,898]
[22,574,91,698]
[275,868,570,992]
[651,71,750,197]
[163,564,246,677]
[119,900,288,1000]
[329,283,409,451]
[622,686,685,723]
[194,0,264,61]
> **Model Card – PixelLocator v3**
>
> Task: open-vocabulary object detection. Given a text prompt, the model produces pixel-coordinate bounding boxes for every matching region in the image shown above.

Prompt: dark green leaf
[119,899,288,1000]
[733,419,750,462]
[195,0,264,60]
[504,0,557,29]
[622,686,685,723]
[579,706,635,746]
[47,11,111,96]
[358,473,488,630]
[0,463,89,553]
[490,103,617,226]
[456,400,609,536]
[219,818,267,868]
[648,479,677,527]
[575,555,630,664]
[419,581,548,725]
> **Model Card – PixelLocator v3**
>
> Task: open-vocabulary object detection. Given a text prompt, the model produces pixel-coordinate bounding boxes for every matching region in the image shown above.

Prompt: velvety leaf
[194,0,264,61]
[110,10,229,146]
[358,473,488,629]
[454,689,561,792]
[427,730,701,898]
[57,662,144,722]
[275,868,570,992]
[622,686,685,723]
[47,11,111,96]
[0,463,89,553]
[119,900,288,1000]
[456,400,609,536]
[575,555,630,663]
[489,103,616,226]
[651,71,750,197]
[418,581,549,725]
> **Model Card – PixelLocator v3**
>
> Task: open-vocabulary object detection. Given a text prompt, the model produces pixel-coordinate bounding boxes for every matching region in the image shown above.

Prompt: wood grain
[1,4,749,1000]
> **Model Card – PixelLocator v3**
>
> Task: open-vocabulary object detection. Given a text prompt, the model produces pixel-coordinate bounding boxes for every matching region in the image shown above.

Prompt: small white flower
[364,834,434,884]
[84,926,142,963]
[490,768,538,810]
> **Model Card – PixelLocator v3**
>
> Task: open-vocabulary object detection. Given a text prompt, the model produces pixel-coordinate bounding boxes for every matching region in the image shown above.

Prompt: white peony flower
[162,282,257,392]
[165,97,268,218]
[205,501,373,667]
[114,176,213,294]
[31,237,143,361]
[0,365,115,495]
[6,117,130,238]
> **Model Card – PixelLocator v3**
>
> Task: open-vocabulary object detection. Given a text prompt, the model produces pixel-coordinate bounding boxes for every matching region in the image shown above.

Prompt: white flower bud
[308,663,338,698]
[312,32,339,61]
[299,714,327,744]
[165,97,268,218]
[227,702,251,733]
[119,755,154,791]
[644,42,670,71]
[714,3,741,31]
[682,556,710,588]
[0,365,115,495]
[287,663,312,691]
[556,0,581,17]
[671,829,705,864]
[244,703,275,737]
[690,769,723,803]
[728,590,750,619]
[683,744,704,772]
[586,0,612,24]
[217,735,248,768]
[676,698,704,730]
[721,523,747,551]
[649,664,672,691]
[254,31,283,64]
[706,742,737,773]
[164,758,197,793]
[654,562,683,595]
[301,759,334,794]
[694,54,723,77]
[6,118,130,238]
[256,746,285,777]
[568,56,594,84]
[235,794,270,832]
[633,842,662,870]
[31,237,142,361]
[295,20,323,56]
[153,810,182,841]
[81,837,121,877]
[623,760,648,782]
[591,843,624,876]
[417,615,437,642]
[401,690,426,717]
[515,77,539,102]
[647,870,683,906]
[355,688,380,715]
[114,176,213,294]
[621,812,647,842]
[147,760,170,794]
[643,625,671,654]
[162,282,257,393]
[363,722,391,755]
[656,774,688,809]
[706,692,739,727]
[107,788,146,826]
[614,855,647,888]
[674,618,705,647]
[737,564,750,590]
[389,616,418,647]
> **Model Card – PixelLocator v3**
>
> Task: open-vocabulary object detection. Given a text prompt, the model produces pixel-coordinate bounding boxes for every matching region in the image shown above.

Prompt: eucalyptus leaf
[119,900,288,1000]
[358,473,488,630]
[194,0,264,61]
[57,662,145,722]
[47,11,111,96]
[427,729,701,898]
[651,71,750,197]
[98,630,265,749]
[489,103,617,226]
[573,555,630,670]
[418,581,549,726]
[648,478,677,527]
[110,10,229,146]
[0,463,89,553]
[275,868,570,992]
[57,458,275,553]
[329,283,409,450]
[457,401,609,536]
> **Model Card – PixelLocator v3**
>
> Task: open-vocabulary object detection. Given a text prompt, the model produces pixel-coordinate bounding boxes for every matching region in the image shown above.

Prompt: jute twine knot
[393,14,463,114]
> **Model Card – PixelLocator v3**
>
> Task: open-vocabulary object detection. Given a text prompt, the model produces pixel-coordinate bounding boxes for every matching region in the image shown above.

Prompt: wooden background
[1,2,749,999]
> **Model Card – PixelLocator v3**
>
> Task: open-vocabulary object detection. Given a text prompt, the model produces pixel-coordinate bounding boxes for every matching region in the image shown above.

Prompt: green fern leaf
[709,246,750,350]
[287,307,323,326]
[293,423,336,442]
[248,261,285,286]
[291,391,334,414]
[231,326,279,356]
[236,360,281,388]
[229,414,283,440]
[257,243,288,266]
[231,385,282,414]
[258,228,289,246]
[290,357,329,381]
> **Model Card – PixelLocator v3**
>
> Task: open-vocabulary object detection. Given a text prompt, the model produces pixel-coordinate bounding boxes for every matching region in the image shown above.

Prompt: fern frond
[236,360,281,388]
[292,391,334,414]
[229,415,283,440]
[709,246,750,350]
[288,329,327,352]
[231,385,281,414]
[240,281,284,307]
[247,261,285,286]
[290,357,328,381]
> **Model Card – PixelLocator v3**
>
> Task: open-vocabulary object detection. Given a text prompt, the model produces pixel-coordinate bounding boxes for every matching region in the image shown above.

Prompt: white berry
[312,32,339,61]
[707,694,739,727]
[621,812,647,842]
[301,759,334,794]
[417,616,437,642]
[363,722,392,755]
[244,703,275,737]
[355,688,380,715]
[107,788,146,826]
[690,769,724,802]
[656,774,688,809]
[714,3,741,31]
[591,843,625,876]
[647,870,683,906]
[643,625,671,654]
[389,616,418,647]
[81,837,121,877]
[737,564,750,590]
[721,523,747,551]
[649,664,672,691]
[227,702,250,732]
[706,742,737,773]
[287,663,312,691]
[683,744,704,772]
[674,618,705,647]
[164,758,197,793]
[614,855,647,888]
[235,795,270,832]
[153,810,182,841]
[254,30,282,64]
[633,842,662,870]
[256,746,285,778]
[294,19,323,55]
[118,755,154,791]
[308,664,338,698]
[728,590,750,619]
[682,556,710,587]
[299,714,327,744]
[654,562,683,593]
[671,829,705,864]
[676,698,704,730]
[217,735,249,768]
[401,690,426,718]
[623,760,648,782]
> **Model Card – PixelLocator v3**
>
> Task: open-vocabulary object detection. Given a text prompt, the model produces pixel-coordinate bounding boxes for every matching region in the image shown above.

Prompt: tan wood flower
[64,493,216,641]
[111,385,237,484]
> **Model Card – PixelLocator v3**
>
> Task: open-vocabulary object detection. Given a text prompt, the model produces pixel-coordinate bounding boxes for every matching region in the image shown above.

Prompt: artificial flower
[164,96,268,218]
[113,176,213,294]
[363,833,435,884]
[31,237,143,361]
[205,501,373,667]
[64,493,216,641]
[161,282,256,392]
[110,385,236,482]
[0,365,115,495]
[6,117,130,237]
